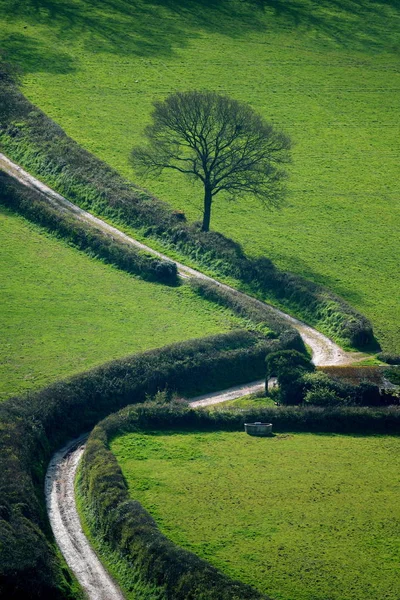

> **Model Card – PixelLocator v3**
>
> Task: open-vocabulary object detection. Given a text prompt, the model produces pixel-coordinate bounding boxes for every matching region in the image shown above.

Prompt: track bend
[45,384,265,600]
[6,151,366,599]
[45,435,125,600]
[0,152,364,367]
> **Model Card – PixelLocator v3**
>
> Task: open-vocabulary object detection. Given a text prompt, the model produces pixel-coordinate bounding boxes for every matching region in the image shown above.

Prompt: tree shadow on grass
[1,0,399,77]
[269,251,366,307]
[0,32,76,74]
[256,0,400,54]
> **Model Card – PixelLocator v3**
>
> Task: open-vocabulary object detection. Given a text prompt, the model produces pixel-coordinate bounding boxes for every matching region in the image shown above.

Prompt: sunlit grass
[111,429,400,600]
[1,0,399,350]
[0,206,242,399]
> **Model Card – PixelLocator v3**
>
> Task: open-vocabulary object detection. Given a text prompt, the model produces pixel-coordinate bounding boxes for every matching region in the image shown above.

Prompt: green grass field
[0,206,243,400]
[205,392,277,411]
[1,0,399,351]
[111,429,400,600]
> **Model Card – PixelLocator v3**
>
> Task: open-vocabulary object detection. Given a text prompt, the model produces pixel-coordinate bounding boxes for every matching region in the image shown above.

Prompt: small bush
[384,368,400,386]
[265,350,314,404]
[304,386,343,406]
[378,353,400,365]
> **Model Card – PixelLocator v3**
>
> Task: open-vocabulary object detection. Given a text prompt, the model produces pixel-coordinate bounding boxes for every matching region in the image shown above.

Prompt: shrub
[378,353,400,365]
[299,371,395,408]
[266,349,314,378]
[304,386,343,406]
[265,350,314,404]
[267,359,396,408]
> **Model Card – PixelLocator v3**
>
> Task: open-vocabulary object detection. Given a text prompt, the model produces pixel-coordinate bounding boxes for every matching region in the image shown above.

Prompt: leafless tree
[131,90,291,232]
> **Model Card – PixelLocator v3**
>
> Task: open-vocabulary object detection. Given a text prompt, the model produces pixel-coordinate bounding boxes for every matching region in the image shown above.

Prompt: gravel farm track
[1,152,367,599]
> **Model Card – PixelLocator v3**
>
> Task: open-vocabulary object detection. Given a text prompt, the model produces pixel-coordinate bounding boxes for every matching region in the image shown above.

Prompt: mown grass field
[1,0,399,351]
[111,429,400,600]
[0,205,243,400]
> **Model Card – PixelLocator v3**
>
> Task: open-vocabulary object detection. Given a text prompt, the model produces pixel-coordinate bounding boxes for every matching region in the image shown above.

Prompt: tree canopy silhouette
[131,90,292,231]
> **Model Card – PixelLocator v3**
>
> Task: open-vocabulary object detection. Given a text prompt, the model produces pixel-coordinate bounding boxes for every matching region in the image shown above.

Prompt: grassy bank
[111,428,400,600]
[0,205,244,400]
[1,0,398,350]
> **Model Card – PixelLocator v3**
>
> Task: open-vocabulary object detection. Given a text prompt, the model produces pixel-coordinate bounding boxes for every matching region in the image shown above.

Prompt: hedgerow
[0,74,374,348]
[79,401,400,599]
[189,278,305,351]
[0,170,178,285]
[378,353,400,365]
[0,329,297,599]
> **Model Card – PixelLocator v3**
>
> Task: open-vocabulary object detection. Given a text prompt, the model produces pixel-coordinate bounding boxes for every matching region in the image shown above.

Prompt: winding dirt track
[44,387,267,600]
[46,436,125,600]
[4,151,366,598]
[0,152,364,367]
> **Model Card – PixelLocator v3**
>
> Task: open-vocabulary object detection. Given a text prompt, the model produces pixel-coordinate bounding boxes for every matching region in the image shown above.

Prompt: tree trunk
[202,185,212,232]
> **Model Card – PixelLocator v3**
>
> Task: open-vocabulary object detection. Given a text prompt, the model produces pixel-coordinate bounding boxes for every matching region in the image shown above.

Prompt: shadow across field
[258,0,400,53]
[272,251,366,307]
[1,0,399,76]
[0,32,76,74]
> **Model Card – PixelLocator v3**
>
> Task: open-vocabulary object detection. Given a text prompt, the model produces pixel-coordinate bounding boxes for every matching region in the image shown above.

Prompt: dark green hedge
[0,77,374,348]
[189,278,305,352]
[79,401,400,599]
[378,353,400,365]
[0,170,178,285]
[0,329,295,599]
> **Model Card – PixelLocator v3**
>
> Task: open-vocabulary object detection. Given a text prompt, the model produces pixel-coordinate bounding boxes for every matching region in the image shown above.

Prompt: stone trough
[244,422,273,437]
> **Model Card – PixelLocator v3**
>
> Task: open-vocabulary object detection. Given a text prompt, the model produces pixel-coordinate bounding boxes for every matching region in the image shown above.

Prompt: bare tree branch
[130,91,291,231]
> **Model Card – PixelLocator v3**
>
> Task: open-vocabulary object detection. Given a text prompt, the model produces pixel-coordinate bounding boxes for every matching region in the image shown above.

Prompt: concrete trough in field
[244,422,273,437]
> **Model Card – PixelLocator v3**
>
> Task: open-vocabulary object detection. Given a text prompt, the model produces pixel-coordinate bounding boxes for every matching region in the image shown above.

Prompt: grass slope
[1,0,399,351]
[111,429,400,600]
[0,205,242,400]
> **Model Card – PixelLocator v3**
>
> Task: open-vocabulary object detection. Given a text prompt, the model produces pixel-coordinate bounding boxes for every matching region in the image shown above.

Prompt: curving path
[0,152,365,367]
[6,149,362,597]
[46,435,125,600]
[45,385,270,600]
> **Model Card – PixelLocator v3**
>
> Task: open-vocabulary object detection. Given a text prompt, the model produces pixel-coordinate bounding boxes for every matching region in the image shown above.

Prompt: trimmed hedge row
[80,406,271,600]
[1,329,298,599]
[189,277,305,352]
[0,78,374,348]
[79,401,400,599]
[0,170,178,285]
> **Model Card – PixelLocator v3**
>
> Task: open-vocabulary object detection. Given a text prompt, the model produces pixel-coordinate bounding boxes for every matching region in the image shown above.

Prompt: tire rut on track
[46,436,125,600]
